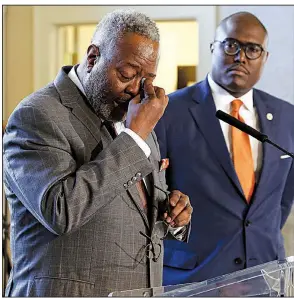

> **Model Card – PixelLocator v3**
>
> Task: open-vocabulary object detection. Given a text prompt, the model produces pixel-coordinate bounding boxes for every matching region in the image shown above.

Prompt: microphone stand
[265,139,294,159]
[216,110,294,159]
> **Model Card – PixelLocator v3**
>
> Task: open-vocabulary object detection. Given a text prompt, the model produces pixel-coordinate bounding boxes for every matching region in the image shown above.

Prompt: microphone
[216,110,294,159]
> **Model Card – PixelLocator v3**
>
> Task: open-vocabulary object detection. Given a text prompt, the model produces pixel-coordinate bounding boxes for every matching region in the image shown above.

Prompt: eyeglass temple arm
[154,185,171,216]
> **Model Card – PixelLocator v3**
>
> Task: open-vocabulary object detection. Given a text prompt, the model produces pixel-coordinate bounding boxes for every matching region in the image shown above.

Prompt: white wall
[218,6,294,105]
[4,6,34,120]
[33,5,216,91]
[155,21,199,94]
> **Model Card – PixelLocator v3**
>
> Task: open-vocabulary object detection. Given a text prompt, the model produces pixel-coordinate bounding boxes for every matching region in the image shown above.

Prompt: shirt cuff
[123,128,151,158]
[168,225,187,241]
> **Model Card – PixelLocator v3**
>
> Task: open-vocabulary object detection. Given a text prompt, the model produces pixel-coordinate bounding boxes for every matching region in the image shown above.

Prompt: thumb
[130,94,141,105]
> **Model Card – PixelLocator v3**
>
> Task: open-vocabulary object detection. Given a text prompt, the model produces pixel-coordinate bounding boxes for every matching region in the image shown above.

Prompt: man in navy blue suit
[155,11,294,286]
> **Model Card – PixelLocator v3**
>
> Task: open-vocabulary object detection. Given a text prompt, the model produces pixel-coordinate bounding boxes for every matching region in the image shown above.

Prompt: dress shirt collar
[68,65,87,97]
[207,73,254,113]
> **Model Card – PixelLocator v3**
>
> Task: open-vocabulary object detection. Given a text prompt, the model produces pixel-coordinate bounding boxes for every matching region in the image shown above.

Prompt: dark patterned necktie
[103,121,117,139]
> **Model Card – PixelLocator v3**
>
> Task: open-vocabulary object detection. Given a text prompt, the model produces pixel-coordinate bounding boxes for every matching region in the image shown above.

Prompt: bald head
[215,12,268,45]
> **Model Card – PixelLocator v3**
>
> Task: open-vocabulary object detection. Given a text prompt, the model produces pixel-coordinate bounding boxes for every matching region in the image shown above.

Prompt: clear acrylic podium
[109,256,294,296]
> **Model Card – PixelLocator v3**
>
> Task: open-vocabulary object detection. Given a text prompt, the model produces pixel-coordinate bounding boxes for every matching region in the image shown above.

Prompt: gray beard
[83,66,131,122]
[83,70,116,121]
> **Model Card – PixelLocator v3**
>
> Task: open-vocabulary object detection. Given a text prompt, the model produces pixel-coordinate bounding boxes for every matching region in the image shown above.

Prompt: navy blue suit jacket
[154,78,294,286]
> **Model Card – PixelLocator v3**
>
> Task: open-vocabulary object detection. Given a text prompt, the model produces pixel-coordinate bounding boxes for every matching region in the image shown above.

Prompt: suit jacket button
[136,172,142,178]
[234,257,243,265]
[123,183,128,188]
[245,220,251,227]
[127,180,133,186]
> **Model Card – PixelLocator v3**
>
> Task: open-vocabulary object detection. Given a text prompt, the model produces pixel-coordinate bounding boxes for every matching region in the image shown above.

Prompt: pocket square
[160,158,169,171]
[280,155,291,159]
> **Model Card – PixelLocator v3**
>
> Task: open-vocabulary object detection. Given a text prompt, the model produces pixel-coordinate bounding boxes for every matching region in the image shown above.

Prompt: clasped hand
[164,190,193,228]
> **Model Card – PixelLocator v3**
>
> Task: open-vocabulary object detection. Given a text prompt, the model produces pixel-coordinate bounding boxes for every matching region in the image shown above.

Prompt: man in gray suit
[3,9,192,297]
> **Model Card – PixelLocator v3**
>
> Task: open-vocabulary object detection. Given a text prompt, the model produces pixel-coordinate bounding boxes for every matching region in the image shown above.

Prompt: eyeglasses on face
[211,38,266,60]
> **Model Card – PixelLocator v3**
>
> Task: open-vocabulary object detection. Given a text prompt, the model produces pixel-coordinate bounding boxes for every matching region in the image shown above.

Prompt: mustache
[227,64,250,75]
[114,96,132,104]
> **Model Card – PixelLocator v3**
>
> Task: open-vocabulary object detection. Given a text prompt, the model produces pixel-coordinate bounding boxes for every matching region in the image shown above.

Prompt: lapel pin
[266,113,273,121]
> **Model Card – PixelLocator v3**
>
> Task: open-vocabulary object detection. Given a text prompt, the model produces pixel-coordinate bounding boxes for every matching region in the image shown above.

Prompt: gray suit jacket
[3,66,186,296]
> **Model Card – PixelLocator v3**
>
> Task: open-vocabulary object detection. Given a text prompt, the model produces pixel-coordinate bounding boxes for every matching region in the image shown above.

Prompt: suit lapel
[189,79,244,198]
[70,101,102,143]
[249,90,281,209]
[146,132,166,230]
[147,157,160,230]
[54,66,102,143]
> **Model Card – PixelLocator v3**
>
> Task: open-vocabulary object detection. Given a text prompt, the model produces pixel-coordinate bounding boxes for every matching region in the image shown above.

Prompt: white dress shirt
[208,74,263,180]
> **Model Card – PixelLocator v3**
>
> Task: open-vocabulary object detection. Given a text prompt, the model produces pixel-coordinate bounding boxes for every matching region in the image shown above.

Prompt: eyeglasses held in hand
[138,184,173,263]
[154,184,171,216]
[152,184,173,240]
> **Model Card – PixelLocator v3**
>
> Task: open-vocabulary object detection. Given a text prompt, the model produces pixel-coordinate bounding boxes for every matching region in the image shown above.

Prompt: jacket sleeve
[167,223,191,243]
[4,104,154,235]
[154,117,168,160]
[280,159,294,229]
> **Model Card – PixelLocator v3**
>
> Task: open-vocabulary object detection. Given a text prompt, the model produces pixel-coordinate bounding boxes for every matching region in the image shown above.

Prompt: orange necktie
[231,99,255,202]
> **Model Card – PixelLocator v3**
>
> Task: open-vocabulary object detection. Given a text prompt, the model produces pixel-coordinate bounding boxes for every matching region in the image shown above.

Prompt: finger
[154,87,166,100]
[154,86,167,101]
[173,207,193,227]
[174,216,190,227]
[153,86,166,95]
[165,95,169,106]
[144,78,156,98]
[168,190,182,207]
[169,194,190,221]
[130,93,141,104]
[160,95,169,110]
